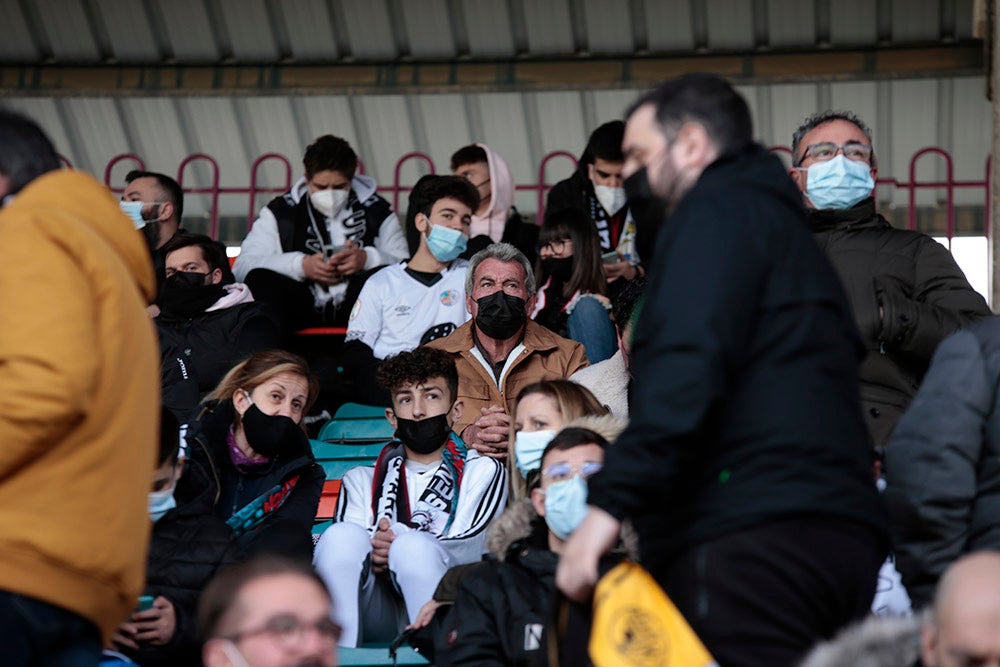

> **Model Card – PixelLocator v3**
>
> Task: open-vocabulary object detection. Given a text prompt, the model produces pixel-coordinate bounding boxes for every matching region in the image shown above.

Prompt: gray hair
[791,110,875,167]
[465,242,536,295]
[798,615,921,667]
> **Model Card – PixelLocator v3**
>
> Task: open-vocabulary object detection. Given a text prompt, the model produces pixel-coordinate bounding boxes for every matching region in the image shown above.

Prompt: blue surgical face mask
[514,429,556,478]
[802,154,875,210]
[425,222,467,262]
[543,475,589,540]
[148,488,176,523]
[120,201,147,229]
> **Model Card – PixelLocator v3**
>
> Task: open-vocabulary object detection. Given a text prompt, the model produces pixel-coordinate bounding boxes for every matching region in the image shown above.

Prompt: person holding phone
[531,208,618,363]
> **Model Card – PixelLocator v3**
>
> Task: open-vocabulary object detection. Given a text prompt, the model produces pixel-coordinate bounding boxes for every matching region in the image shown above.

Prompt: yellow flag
[590,560,718,667]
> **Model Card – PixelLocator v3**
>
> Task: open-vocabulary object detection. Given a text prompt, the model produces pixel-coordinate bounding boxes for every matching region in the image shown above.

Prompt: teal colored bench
[339,645,429,666]
[318,403,395,445]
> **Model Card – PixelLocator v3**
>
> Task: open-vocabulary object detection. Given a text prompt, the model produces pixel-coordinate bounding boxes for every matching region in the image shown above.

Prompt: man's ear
[676,123,716,170]
[525,293,537,315]
[466,293,475,316]
[414,212,430,235]
[920,623,938,667]
[449,399,464,426]
[209,268,224,285]
[385,407,397,431]
[531,486,547,518]
[158,201,173,223]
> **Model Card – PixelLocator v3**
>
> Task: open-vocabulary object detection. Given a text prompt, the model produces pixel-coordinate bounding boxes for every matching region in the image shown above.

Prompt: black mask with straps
[475,291,527,340]
[395,412,453,455]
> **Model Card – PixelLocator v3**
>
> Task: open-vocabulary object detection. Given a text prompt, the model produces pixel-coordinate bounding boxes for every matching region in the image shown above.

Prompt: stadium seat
[339,645,430,666]
[317,403,394,445]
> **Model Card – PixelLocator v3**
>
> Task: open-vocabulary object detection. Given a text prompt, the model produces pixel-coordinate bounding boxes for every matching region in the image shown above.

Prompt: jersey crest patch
[440,289,458,306]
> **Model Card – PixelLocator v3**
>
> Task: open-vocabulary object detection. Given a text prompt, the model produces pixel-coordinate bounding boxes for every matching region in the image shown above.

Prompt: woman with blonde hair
[175,349,325,560]
[509,380,608,501]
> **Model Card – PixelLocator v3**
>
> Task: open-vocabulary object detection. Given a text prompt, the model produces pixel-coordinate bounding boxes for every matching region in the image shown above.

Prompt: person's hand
[329,242,367,276]
[146,304,161,319]
[462,406,510,459]
[128,596,176,646]
[371,518,397,574]
[303,252,340,286]
[110,623,139,651]
[556,507,622,603]
[406,599,444,631]
[603,258,638,283]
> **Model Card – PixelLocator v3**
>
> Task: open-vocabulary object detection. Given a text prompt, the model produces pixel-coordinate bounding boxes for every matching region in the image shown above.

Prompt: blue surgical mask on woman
[425,223,467,262]
[543,475,589,540]
[514,429,557,478]
[802,154,875,210]
[148,487,177,523]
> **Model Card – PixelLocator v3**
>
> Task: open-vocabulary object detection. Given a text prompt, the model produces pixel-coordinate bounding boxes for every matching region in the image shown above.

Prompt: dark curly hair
[303,135,358,179]
[377,347,459,404]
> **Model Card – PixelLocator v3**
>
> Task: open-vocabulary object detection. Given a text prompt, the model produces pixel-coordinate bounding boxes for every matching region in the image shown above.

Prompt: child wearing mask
[435,419,624,666]
[313,347,508,648]
[108,407,239,667]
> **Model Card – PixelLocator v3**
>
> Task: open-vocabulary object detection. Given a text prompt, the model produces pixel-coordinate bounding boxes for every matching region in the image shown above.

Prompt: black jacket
[121,498,239,667]
[809,200,990,447]
[177,400,325,561]
[157,301,279,424]
[885,316,1000,608]
[588,145,888,574]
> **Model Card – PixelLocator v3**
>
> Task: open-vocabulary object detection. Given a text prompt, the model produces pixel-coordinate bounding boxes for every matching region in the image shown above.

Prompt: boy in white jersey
[313,347,507,647]
[342,176,481,405]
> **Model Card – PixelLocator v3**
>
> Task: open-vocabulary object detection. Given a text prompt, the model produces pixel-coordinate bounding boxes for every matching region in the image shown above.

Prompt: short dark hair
[628,73,753,157]
[414,175,480,219]
[198,556,330,639]
[583,120,625,164]
[0,109,61,196]
[540,427,609,467]
[611,275,647,333]
[303,135,357,180]
[158,405,180,466]
[162,232,229,276]
[125,170,184,221]
[377,347,459,404]
[450,145,488,172]
[791,111,875,167]
[536,207,607,297]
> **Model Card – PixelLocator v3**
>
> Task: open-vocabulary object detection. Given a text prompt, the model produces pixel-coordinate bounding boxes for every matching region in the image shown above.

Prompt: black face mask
[158,271,226,318]
[141,219,161,255]
[395,412,452,455]
[541,256,574,284]
[475,291,527,341]
[240,401,306,458]
[624,167,666,263]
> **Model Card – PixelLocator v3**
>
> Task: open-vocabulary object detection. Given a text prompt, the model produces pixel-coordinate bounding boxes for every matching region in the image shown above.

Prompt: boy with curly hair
[313,347,508,647]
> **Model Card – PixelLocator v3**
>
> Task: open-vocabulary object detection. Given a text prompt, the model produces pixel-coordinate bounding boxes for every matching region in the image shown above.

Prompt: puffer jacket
[177,400,325,561]
[120,497,240,667]
[809,198,991,447]
[885,316,1000,608]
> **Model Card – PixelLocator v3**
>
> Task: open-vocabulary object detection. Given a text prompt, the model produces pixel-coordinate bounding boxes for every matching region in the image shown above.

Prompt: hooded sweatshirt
[0,169,159,642]
[471,144,515,243]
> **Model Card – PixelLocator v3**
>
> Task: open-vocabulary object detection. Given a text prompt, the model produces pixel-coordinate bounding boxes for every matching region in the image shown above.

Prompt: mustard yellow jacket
[0,170,159,642]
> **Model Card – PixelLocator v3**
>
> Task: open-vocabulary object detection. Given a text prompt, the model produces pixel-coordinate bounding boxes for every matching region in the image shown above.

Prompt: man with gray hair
[427,242,588,458]
[789,110,989,449]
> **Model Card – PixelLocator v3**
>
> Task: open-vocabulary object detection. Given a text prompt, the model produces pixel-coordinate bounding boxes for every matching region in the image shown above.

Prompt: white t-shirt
[346,260,470,359]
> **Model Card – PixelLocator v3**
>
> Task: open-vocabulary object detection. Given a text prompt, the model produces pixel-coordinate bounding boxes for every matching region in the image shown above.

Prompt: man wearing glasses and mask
[789,111,990,450]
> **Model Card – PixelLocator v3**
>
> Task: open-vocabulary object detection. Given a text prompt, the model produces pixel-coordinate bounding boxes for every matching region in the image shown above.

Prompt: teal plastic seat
[318,403,395,445]
[339,646,429,666]
[310,440,384,479]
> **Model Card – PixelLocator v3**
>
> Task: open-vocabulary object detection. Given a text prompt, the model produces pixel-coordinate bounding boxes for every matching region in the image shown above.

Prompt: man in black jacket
[789,111,990,448]
[157,233,279,423]
[556,74,888,667]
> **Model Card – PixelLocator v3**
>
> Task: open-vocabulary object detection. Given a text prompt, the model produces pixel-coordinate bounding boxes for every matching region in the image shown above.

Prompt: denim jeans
[567,294,618,364]
[0,591,102,667]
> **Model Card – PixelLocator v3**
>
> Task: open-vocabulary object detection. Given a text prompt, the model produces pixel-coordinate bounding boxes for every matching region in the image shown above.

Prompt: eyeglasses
[799,142,873,164]
[538,238,572,255]
[541,461,603,482]
[227,614,341,649]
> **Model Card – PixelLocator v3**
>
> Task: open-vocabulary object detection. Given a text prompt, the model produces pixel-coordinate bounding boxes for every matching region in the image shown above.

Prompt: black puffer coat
[176,400,325,561]
[121,498,239,667]
[809,199,991,447]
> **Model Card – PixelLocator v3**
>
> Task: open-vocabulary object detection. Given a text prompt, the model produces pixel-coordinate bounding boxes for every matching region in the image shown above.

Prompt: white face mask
[310,188,349,219]
[593,184,627,215]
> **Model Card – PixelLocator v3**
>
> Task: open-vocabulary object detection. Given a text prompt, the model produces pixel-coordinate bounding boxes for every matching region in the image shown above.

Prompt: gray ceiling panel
[705,0,754,50]
[280,0,341,60]
[644,1,695,51]
[892,0,941,42]
[159,0,218,61]
[339,0,396,60]
[417,94,472,172]
[889,79,941,207]
[462,0,515,56]
[401,0,455,58]
[582,0,634,54]
[352,95,415,187]
[522,0,575,55]
[767,0,816,48]
[295,96,358,149]
[532,91,587,157]
[829,0,878,45]
[221,0,279,62]
[0,3,40,60]
[96,0,159,62]
[42,0,101,61]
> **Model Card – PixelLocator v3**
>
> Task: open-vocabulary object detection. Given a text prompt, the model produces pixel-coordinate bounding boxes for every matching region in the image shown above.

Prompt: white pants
[313,522,454,647]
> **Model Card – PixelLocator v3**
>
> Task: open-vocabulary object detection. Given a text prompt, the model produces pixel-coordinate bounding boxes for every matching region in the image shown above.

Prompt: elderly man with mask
[427,242,589,459]
[789,111,990,449]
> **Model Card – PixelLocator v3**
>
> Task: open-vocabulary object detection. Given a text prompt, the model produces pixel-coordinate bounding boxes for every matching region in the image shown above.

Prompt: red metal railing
[90,147,988,242]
